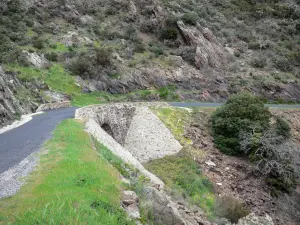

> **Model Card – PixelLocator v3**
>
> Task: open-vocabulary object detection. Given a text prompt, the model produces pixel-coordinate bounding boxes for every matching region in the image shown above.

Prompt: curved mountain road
[168,102,300,108]
[1,102,299,175]
[0,107,76,174]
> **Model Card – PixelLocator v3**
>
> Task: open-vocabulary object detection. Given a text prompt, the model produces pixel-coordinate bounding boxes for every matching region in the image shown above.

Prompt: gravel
[0,152,38,198]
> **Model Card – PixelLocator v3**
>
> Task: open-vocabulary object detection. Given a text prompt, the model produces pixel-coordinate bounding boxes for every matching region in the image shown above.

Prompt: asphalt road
[168,102,300,109]
[0,107,76,174]
[1,102,300,175]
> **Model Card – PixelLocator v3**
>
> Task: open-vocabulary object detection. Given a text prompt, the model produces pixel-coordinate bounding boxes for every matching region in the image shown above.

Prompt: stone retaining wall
[36,101,71,112]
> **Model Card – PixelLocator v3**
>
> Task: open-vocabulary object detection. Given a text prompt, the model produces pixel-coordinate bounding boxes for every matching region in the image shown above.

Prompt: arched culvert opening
[101,123,114,138]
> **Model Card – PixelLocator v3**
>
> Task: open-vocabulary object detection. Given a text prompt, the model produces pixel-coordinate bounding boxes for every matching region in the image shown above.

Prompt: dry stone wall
[124,107,182,162]
[75,102,181,161]
[75,102,181,186]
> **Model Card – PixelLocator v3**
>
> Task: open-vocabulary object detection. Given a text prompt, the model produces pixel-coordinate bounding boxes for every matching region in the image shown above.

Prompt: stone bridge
[75,102,182,186]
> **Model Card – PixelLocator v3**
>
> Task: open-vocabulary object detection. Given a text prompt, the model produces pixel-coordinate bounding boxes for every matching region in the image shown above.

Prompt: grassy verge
[145,154,215,215]
[0,119,133,225]
[147,107,215,217]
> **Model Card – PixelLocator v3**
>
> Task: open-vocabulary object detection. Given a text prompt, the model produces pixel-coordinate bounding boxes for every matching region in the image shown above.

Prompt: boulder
[121,190,140,219]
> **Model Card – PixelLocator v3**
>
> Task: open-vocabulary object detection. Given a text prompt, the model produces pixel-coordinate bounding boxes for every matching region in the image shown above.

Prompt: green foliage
[159,27,178,40]
[251,57,267,68]
[0,119,134,225]
[0,0,33,63]
[45,52,58,62]
[68,54,93,76]
[149,44,164,57]
[7,64,80,95]
[157,85,179,100]
[124,27,138,41]
[182,12,198,25]
[215,195,250,223]
[32,38,44,49]
[93,137,130,178]
[272,56,292,72]
[212,92,271,155]
[96,47,112,66]
[275,117,291,138]
[134,42,146,53]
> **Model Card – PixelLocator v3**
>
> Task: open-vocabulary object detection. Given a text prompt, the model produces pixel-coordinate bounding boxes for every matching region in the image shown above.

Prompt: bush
[68,55,93,76]
[251,57,267,68]
[272,56,292,72]
[96,47,112,66]
[45,52,58,62]
[134,42,146,53]
[216,195,250,223]
[160,27,178,40]
[149,45,164,57]
[240,131,298,193]
[32,39,44,49]
[182,12,198,25]
[275,117,291,138]
[165,16,178,27]
[124,27,138,41]
[212,92,271,155]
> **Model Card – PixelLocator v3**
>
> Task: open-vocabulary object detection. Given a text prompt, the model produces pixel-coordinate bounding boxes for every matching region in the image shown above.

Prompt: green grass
[151,107,192,145]
[48,42,69,52]
[145,154,215,216]
[6,64,80,95]
[148,107,215,216]
[0,119,133,225]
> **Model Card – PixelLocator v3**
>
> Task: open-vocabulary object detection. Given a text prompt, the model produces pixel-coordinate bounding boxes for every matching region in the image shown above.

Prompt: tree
[212,92,271,155]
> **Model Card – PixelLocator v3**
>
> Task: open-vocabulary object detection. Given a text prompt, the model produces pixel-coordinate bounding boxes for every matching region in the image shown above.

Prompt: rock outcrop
[121,190,140,219]
[236,213,274,225]
[20,51,50,69]
[177,21,227,70]
[0,66,41,128]
[36,101,72,112]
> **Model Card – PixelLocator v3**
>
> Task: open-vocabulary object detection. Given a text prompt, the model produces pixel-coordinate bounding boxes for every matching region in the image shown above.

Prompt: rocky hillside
[0,0,300,126]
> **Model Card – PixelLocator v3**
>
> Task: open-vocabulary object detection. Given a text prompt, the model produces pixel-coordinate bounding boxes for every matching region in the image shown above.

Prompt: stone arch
[101,123,114,138]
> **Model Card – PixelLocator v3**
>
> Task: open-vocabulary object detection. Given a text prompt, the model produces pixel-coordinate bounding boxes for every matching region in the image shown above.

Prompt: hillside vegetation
[1,0,300,118]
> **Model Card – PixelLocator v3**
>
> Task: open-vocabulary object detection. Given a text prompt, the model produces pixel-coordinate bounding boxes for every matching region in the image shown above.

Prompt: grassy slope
[0,119,133,225]
[147,107,215,217]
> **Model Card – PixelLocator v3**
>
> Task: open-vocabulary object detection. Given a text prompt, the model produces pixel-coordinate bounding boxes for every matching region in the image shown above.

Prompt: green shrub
[215,195,250,223]
[165,16,178,27]
[68,55,93,76]
[32,39,44,49]
[272,56,292,72]
[158,87,169,98]
[160,27,178,40]
[182,12,198,25]
[45,52,58,62]
[149,44,164,57]
[275,117,291,138]
[134,42,146,53]
[96,47,112,66]
[124,27,138,41]
[251,57,267,68]
[212,92,271,155]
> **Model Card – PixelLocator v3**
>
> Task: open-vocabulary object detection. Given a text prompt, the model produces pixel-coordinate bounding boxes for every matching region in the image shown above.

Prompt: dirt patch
[185,108,300,225]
